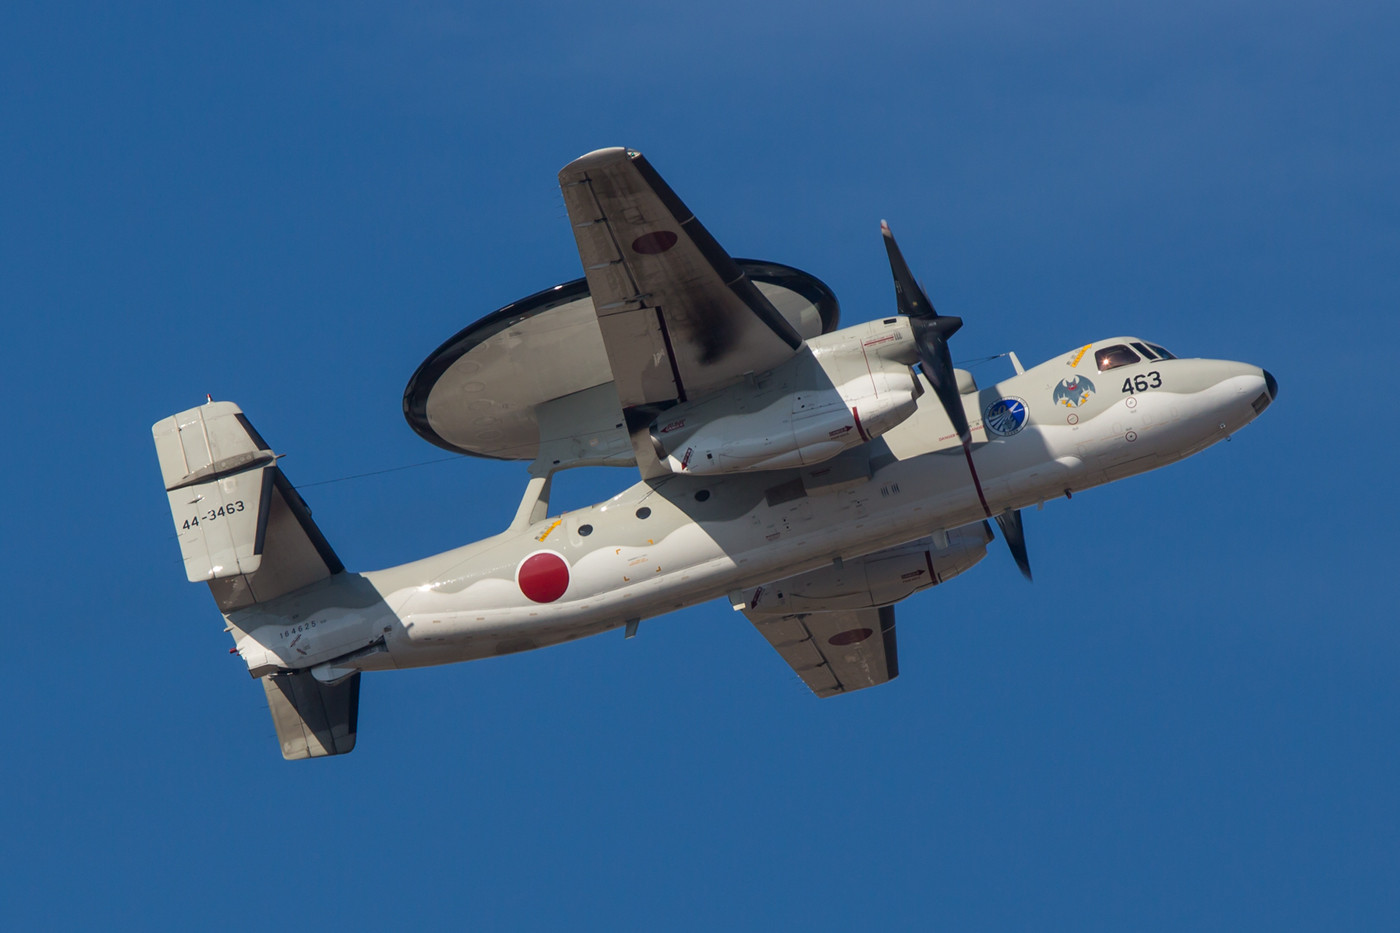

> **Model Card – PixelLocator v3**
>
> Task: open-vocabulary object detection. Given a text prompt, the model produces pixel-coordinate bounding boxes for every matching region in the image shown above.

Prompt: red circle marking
[631,230,678,255]
[518,552,570,603]
[828,627,873,647]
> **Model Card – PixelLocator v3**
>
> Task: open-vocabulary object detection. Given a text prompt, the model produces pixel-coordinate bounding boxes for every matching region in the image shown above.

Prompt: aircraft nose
[1263,369,1278,401]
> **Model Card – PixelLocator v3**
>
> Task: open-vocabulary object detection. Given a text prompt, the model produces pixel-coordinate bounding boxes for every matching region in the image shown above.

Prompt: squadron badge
[1052,375,1095,408]
[983,397,1028,437]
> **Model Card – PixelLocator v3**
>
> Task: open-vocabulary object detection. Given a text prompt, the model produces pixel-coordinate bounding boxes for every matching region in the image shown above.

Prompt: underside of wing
[558,148,806,437]
[746,605,899,698]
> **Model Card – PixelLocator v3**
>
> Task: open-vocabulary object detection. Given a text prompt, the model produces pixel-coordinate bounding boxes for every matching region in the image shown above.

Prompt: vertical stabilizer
[154,401,362,759]
[153,401,343,611]
[263,671,360,759]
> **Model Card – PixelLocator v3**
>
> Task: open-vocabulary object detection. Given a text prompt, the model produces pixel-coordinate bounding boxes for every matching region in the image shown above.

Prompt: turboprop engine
[651,318,923,475]
[732,522,994,617]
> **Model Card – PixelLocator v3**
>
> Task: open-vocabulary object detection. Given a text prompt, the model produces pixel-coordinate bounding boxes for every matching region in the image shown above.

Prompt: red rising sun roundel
[517,551,570,603]
[631,230,678,255]
[828,627,873,646]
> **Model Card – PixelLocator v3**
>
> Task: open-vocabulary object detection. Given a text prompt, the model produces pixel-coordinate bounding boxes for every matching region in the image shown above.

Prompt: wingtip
[560,147,633,177]
[880,219,892,238]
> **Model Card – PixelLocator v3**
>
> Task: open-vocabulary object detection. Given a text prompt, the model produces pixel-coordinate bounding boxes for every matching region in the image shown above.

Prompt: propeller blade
[881,220,939,319]
[994,509,1033,581]
[882,221,970,446]
[912,318,971,446]
[882,220,991,517]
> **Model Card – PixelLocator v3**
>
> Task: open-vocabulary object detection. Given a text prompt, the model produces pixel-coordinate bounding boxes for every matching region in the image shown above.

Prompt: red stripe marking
[923,550,941,586]
[962,440,992,517]
[852,407,870,442]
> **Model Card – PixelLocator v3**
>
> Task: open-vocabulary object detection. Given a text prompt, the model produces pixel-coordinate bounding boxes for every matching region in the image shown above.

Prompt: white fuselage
[229,340,1273,681]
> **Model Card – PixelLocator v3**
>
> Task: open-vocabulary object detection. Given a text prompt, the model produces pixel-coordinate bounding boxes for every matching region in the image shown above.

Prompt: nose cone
[1240,365,1276,420]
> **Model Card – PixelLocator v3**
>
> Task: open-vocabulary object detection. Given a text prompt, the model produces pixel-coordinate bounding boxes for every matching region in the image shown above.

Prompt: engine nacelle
[650,319,923,475]
[652,380,919,474]
[732,522,993,618]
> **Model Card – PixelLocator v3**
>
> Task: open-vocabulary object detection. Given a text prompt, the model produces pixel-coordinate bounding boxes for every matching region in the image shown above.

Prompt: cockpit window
[1148,344,1175,360]
[1095,345,1141,371]
[1131,341,1157,360]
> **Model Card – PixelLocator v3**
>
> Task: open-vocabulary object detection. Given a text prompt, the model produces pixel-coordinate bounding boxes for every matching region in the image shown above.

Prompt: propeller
[881,220,1032,582]
[994,510,1033,581]
[881,221,971,448]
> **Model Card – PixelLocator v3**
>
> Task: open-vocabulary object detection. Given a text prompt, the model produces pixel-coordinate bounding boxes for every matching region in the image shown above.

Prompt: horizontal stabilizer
[262,671,360,760]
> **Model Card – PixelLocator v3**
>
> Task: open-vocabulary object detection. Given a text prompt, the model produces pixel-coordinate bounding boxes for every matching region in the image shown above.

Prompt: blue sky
[3,2,1397,929]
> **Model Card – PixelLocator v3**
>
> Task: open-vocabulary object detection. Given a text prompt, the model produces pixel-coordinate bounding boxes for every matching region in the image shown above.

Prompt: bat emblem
[1052,376,1095,408]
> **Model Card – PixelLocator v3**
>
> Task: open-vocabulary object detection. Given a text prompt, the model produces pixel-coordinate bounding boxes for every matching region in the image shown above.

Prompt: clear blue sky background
[3,2,1396,929]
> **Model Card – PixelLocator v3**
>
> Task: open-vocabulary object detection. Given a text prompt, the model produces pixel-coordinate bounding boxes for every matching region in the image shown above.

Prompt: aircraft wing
[558,148,806,474]
[262,671,359,760]
[745,606,899,697]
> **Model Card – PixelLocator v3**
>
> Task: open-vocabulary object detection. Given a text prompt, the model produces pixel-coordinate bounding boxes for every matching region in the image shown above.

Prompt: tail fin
[155,401,362,759]
[263,671,360,759]
[153,400,343,610]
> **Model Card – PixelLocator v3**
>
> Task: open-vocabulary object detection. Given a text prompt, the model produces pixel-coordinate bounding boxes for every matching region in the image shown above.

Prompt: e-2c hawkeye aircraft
[153,147,1277,759]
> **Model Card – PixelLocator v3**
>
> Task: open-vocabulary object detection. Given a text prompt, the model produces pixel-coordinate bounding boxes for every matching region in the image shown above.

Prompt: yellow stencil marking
[1070,345,1091,368]
[536,519,562,542]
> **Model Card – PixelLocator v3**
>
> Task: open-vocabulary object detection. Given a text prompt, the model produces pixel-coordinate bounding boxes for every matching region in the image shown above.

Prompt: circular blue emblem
[984,397,1028,437]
